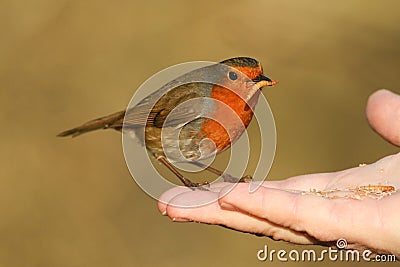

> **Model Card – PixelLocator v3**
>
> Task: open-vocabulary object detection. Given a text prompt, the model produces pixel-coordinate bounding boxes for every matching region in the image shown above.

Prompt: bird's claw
[183,179,210,191]
[238,175,252,183]
[222,174,253,183]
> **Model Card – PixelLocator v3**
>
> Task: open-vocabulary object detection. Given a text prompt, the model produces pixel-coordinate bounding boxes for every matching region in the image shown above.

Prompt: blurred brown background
[1,0,400,266]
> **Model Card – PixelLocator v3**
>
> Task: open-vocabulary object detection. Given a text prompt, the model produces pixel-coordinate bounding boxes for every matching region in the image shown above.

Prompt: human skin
[158,89,400,257]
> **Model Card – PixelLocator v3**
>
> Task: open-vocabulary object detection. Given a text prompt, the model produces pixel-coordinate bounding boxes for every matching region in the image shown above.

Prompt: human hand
[158,89,400,257]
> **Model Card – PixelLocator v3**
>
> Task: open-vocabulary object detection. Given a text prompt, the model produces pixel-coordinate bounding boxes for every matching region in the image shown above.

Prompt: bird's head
[220,57,278,90]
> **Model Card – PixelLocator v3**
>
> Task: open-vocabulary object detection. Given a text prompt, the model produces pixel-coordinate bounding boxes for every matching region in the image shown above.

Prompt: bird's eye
[228,71,238,81]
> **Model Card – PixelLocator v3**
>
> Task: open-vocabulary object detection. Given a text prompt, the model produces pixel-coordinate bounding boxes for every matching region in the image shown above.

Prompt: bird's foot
[222,174,252,183]
[238,175,252,183]
[181,177,210,191]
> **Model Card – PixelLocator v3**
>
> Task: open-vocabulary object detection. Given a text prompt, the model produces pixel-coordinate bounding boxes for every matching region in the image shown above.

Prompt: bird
[58,57,278,188]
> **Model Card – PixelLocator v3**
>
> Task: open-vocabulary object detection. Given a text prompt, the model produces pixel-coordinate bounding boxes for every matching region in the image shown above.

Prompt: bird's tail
[57,110,126,137]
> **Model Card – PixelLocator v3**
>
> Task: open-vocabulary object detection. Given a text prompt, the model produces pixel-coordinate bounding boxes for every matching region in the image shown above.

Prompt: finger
[157,182,233,214]
[262,172,336,192]
[158,186,193,214]
[219,184,387,246]
[164,189,316,245]
[366,89,400,146]
[157,175,331,216]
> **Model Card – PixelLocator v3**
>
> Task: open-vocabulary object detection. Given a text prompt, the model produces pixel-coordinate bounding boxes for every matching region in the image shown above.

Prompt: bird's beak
[253,75,278,89]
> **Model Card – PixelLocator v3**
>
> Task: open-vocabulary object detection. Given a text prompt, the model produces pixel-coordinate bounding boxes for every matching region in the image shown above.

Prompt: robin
[58,57,277,188]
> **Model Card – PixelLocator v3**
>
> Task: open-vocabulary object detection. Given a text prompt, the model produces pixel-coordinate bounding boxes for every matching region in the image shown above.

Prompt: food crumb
[302,185,397,200]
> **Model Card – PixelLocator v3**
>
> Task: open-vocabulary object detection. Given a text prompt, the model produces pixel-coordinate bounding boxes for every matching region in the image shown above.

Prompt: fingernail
[171,217,191,222]
[161,210,167,216]
[220,202,237,211]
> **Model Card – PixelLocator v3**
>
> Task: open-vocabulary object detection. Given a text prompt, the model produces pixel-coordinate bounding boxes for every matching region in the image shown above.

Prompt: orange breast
[199,85,256,152]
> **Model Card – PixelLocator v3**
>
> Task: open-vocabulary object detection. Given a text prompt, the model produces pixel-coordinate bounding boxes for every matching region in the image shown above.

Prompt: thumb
[366,89,400,146]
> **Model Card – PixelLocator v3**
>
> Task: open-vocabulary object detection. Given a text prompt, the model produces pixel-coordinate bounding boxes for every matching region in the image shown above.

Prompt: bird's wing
[117,82,213,129]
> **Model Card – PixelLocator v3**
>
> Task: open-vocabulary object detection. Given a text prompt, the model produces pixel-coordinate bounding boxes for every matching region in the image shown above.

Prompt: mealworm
[358,185,396,193]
